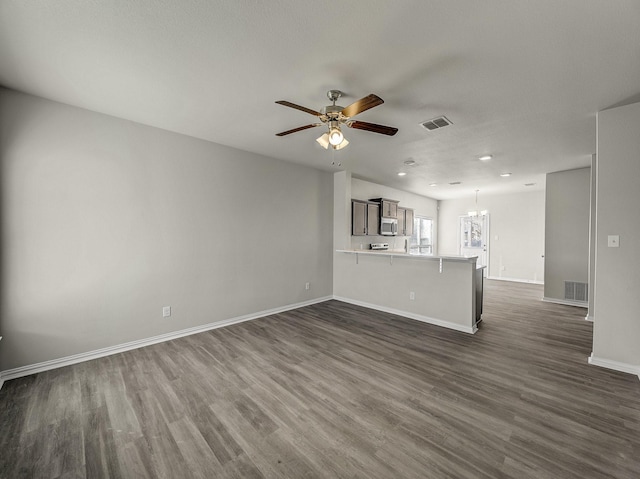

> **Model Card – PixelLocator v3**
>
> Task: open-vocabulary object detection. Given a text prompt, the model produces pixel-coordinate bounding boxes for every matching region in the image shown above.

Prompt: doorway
[459,214,489,275]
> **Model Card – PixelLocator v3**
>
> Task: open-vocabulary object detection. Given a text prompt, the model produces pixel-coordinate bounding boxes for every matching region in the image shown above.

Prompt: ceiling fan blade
[275,124,321,136]
[348,120,398,136]
[275,101,321,117]
[340,94,384,118]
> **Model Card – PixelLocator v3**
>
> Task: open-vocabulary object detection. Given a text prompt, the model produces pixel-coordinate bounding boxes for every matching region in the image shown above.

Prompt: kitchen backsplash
[350,235,410,252]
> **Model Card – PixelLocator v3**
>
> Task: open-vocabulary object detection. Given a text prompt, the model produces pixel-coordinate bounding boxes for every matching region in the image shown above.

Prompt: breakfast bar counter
[334,250,482,333]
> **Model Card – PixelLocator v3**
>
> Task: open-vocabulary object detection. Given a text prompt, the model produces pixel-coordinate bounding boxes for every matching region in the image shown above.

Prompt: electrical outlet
[162,306,171,318]
[305,282,310,290]
[500,266,506,271]
[409,291,415,300]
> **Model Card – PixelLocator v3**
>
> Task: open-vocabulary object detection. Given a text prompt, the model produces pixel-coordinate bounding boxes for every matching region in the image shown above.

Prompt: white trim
[0,296,333,386]
[585,314,594,322]
[487,276,544,285]
[588,353,640,380]
[333,295,477,334]
[542,296,588,308]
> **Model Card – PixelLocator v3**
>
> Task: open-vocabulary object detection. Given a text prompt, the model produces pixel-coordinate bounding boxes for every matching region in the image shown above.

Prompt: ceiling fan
[275,90,398,150]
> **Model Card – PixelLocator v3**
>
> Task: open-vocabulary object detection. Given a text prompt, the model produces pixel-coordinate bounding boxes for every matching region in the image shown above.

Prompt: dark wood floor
[1,280,640,478]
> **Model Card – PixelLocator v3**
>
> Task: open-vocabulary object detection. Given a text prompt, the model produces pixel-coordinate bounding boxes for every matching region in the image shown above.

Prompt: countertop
[336,249,478,263]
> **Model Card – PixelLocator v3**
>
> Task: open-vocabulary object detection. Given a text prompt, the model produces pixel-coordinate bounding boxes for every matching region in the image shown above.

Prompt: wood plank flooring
[1,280,639,478]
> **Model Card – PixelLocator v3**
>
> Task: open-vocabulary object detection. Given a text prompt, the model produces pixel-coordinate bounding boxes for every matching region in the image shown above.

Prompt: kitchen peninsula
[333,172,482,334]
[334,250,483,334]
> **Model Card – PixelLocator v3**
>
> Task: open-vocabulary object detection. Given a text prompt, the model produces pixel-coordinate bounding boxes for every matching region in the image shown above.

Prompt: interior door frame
[458,214,490,277]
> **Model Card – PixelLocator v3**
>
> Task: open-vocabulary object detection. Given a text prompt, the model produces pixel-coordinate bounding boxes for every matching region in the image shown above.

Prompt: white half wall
[592,101,640,369]
[0,88,334,371]
[334,252,478,334]
[438,190,545,282]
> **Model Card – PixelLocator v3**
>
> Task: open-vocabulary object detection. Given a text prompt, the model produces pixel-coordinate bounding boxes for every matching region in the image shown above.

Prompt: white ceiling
[1,1,639,200]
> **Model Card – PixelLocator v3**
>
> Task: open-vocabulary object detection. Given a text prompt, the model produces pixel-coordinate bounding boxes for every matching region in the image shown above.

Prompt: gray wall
[0,89,334,370]
[438,190,545,282]
[543,168,590,302]
[592,101,640,367]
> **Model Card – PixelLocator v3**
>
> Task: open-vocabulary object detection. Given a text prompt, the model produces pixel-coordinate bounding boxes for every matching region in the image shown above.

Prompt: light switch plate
[607,235,620,247]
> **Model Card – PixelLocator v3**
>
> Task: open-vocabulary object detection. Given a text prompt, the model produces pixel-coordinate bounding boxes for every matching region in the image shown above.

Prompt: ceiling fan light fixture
[317,132,349,150]
[276,91,395,151]
[328,127,344,146]
[332,137,349,150]
[316,133,330,149]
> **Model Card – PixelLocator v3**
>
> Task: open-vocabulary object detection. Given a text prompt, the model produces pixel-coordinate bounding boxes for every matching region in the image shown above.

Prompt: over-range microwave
[380,217,398,235]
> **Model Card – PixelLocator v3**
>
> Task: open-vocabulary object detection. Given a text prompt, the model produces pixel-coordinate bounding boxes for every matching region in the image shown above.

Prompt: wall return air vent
[564,281,588,302]
[420,116,452,131]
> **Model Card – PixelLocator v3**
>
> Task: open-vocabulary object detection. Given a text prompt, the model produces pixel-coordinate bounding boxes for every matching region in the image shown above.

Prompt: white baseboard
[588,353,640,380]
[486,275,544,285]
[332,296,477,334]
[542,296,588,308]
[585,314,594,322]
[0,296,333,389]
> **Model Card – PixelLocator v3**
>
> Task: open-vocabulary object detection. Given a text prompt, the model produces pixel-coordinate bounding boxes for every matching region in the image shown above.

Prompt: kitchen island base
[334,251,482,334]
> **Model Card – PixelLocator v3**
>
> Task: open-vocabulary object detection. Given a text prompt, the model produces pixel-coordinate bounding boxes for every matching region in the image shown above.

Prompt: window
[460,216,485,248]
[410,216,434,255]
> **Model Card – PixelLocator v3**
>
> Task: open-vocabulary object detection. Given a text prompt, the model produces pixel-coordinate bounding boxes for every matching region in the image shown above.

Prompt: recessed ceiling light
[403,159,417,166]
[429,183,438,187]
[397,172,407,176]
[478,155,492,161]
[500,173,512,177]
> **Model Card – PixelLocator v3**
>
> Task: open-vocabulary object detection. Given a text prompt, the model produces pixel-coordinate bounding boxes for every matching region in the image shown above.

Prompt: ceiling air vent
[420,116,452,131]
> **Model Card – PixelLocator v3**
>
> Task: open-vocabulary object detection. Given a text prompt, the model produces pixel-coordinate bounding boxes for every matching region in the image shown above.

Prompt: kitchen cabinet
[397,207,414,236]
[397,207,405,236]
[352,200,380,236]
[352,200,367,236]
[404,208,414,236]
[367,203,380,235]
[370,198,398,218]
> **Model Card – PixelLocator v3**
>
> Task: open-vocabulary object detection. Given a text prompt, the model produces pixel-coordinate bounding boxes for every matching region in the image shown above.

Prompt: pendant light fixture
[468,189,488,217]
